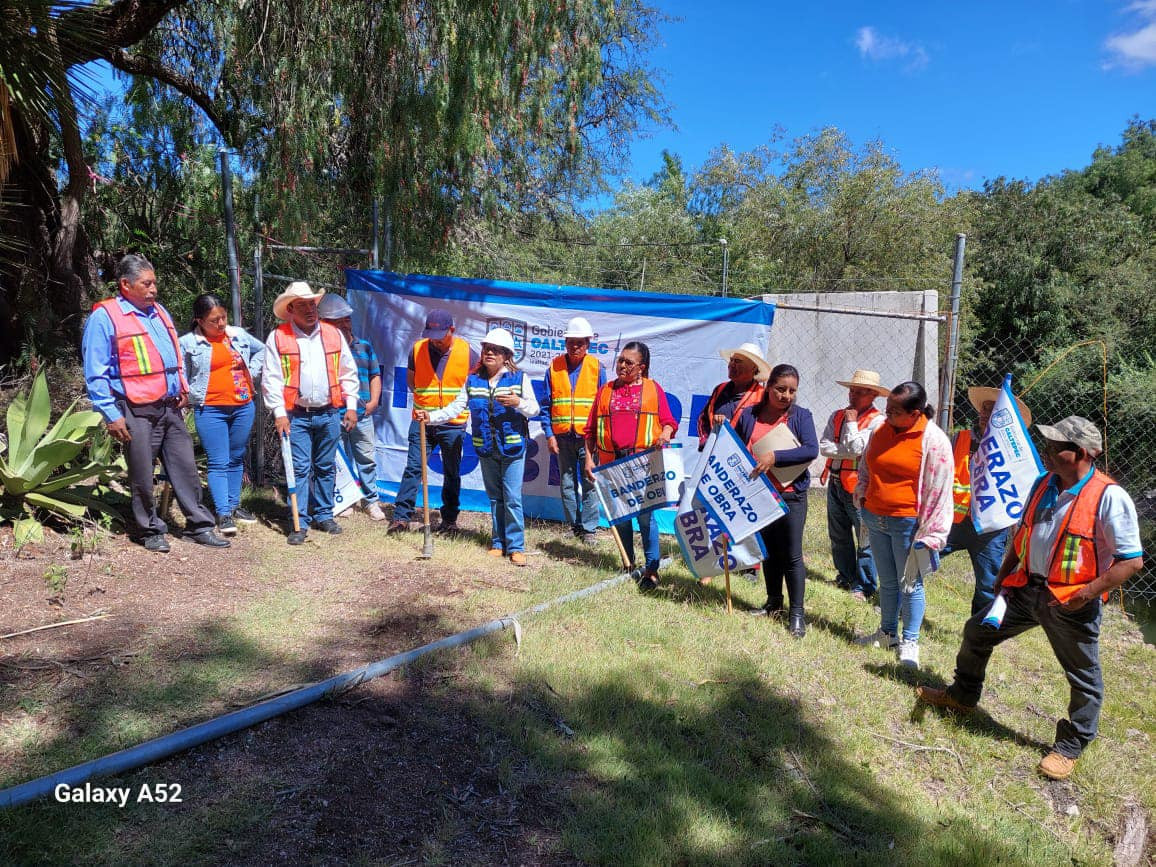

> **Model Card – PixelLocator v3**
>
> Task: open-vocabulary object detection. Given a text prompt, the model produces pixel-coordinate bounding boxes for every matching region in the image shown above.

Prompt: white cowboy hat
[482,327,516,353]
[835,369,891,396]
[968,386,1032,426]
[273,281,326,321]
[718,343,772,381]
[562,316,595,339]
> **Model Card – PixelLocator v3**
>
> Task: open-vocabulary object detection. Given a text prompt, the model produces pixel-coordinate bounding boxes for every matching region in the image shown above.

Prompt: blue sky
[621,0,1156,191]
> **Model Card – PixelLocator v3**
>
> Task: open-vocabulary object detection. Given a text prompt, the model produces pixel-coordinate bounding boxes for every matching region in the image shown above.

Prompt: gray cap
[1036,415,1102,457]
[317,293,354,319]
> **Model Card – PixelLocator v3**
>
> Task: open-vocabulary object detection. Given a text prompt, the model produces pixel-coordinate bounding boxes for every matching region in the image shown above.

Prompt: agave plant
[0,369,122,547]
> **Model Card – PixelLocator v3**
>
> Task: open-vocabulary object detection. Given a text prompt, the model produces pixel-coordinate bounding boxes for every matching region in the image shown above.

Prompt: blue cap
[422,308,455,339]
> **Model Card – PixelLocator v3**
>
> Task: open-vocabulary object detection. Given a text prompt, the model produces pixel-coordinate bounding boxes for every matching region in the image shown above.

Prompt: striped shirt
[350,336,380,417]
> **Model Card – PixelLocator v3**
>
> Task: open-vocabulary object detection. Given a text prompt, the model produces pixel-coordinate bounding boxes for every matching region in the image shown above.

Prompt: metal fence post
[252,243,266,487]
[939,233,966,430]
[720,238,729,297]
[371,200,380,269]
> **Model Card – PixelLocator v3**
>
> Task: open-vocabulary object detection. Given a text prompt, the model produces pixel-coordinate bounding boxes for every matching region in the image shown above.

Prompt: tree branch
[103,48,228,141]
[58,0,188,58]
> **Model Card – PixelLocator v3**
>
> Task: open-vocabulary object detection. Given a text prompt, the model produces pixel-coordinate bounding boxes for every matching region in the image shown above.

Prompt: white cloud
[1104,2,1156,69]
[855,26,929,70]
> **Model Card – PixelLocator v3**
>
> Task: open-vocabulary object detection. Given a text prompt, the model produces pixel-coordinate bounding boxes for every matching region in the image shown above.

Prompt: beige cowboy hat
[718,343,772,381]
[273,281,326,321]
[967,386,1032,426]
[835,369,891,396]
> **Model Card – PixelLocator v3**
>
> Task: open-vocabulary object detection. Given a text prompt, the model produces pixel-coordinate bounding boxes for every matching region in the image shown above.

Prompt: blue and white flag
[593,445,684,524]
[970,374,1045,533]
[675,494,767,580]
[687,423,787,544]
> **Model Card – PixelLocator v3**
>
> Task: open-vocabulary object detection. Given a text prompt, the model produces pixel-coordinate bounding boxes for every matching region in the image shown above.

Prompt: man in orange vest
[917,416,1143,781]
[818,369,889,600]
[541,317,607,545]
[940,386,1032,616]
[389,309,477,534]
[263,282,359,545]
[82,254,229,552]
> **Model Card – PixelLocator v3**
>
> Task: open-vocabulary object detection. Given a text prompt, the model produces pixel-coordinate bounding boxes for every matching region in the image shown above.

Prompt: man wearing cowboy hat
[263,281,359,545]
[540,316,607,545]
[819,370,889,599]
[697,343,770,451]
[918,415,1143,781]
[940,386,1033,615]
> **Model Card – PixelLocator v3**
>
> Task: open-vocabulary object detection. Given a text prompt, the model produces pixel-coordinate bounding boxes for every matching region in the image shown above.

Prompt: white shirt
[1024,470,1144,577]
[819,407,885,460]
[429,372,540,425]
[262,322,358,418]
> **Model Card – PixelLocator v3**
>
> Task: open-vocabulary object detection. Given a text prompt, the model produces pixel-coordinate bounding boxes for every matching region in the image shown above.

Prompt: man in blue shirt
[82,255,229,552]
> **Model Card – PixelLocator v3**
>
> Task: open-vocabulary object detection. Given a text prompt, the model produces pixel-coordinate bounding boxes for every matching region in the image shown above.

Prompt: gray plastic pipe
[0,563,661,809]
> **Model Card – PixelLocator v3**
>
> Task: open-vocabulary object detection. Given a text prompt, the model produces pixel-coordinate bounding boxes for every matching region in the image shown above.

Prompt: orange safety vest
[548,354,601,437]
[1003,470,1115,603]
[94,297,182,405]
[413,337,470,425]
[273,322,345,411]
[593,378,661,465]
[820,407,880,493]
[701,380,763,442]
[951,430,972,524]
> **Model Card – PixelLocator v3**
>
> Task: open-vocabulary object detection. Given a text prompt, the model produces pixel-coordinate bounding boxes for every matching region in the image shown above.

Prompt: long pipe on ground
[0,564,661,810]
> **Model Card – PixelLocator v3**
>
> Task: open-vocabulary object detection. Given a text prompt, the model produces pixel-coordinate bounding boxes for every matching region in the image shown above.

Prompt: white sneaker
[365,501,386,522]
[855,628,899,648]
[898,640,920,669]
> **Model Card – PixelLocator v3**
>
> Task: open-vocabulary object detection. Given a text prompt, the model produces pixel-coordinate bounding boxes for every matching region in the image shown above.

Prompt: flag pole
[723,535,733,615]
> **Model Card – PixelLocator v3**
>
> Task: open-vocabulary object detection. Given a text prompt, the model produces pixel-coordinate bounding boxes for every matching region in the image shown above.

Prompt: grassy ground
[1,491,1152,864]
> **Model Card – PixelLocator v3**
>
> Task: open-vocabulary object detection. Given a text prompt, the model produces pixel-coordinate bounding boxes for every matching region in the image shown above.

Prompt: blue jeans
[556,435,600,535]
[615,511,660,573]
[948,585,1103,758]
[393,422,465,523]
[193,402,255,517]
[479,452,525,553]
[342,414,379,503]
[941,519,1008,616]
[288,408,342,528]
[827,482,876,595]
[863,510,924,642]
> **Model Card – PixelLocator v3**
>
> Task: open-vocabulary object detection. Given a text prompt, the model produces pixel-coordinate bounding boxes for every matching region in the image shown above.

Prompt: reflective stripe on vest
[820,407,879,493]
[951,430,972,524]
[593,379,660,465]
[466,371,528,457]
[413,337,470,425]
[1004,470,1114,602]
[548,354,601,436]
[273,322,344,411]
[704,380,763,431]
[94,297,181,404]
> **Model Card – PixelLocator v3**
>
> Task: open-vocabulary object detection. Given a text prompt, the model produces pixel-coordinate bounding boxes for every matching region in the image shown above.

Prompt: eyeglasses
[615,358,640,369]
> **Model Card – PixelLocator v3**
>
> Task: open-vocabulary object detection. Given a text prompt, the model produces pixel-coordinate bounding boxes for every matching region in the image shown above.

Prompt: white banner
[347,271,776,533]
[691,424,787,543]
[333,442,365,516]
[675,494,767,580]
[970,374,1045,533]
[592,445,684,524]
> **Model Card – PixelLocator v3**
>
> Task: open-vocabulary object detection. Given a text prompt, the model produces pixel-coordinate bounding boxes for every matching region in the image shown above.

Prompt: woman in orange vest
[917,415,1143,782]
[696,342,768,450]
[582,341,678,590]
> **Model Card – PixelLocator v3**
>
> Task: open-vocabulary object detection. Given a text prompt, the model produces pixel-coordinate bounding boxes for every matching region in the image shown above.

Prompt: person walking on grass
[318,293,386,521]
[541,316,606,546]
[180,293,265,536]
[432,328,539,565]
[262,282,359,545]
[390,309,477,535]
[916,416,1143,782]
[854,381,954,669]
[735,363,819,638]
[819,369,889,602]
[82,254,230,552]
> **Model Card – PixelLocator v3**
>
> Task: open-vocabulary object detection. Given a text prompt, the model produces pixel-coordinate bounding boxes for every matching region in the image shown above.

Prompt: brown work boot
[914,685,975,715]
[509,552,528,567]
[1037,751,1077,781]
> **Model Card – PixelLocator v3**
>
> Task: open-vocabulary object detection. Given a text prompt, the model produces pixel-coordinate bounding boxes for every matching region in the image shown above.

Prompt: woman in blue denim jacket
[179,293,265,535]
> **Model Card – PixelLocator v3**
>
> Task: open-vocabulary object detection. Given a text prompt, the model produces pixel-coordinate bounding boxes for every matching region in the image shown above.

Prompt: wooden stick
[723,534,733,615]
[859,727,965,770]
[420,419,431,530]
[1,612,111,641]
[608,522,632,572]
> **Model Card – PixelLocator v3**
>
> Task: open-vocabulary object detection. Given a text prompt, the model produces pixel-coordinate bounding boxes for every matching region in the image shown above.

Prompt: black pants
[758,491,808,614]
[122,401,215,538]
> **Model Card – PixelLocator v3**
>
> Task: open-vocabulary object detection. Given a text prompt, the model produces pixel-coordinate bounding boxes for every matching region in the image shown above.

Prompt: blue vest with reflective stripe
[467,370,528,457]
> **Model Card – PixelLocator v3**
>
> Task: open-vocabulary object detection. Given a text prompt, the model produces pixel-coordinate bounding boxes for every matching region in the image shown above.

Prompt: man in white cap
[918,415,1143,782]
[319,293,385,521]
[540,316,607,545]
[263,281,359,544]
[940,385,1033,615]
[819,370,889,600]
[696,343,769,450]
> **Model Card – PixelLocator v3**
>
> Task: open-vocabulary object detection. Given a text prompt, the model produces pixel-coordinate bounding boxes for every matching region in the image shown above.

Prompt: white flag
[690,422,787,543]
[970,374,1045,533]
[675,493,766,580]
[593,445,684,524]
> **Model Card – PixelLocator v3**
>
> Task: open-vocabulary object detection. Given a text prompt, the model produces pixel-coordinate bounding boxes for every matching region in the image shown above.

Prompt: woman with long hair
[179,293,265,535]
[734,363,819,637]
